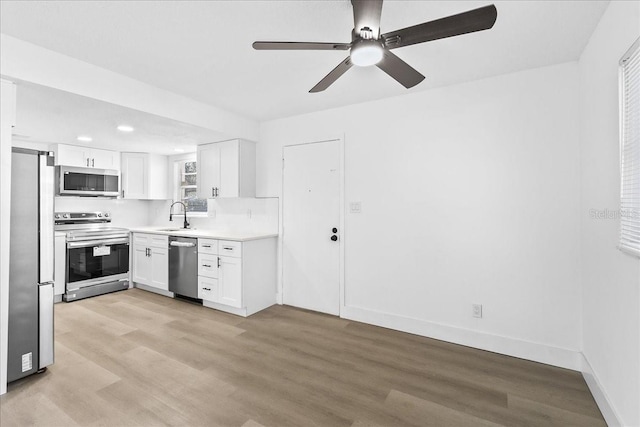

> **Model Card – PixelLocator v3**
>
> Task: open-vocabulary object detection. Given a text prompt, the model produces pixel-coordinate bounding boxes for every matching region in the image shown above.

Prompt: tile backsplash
[148,197,279,233]
[55,197,153,228]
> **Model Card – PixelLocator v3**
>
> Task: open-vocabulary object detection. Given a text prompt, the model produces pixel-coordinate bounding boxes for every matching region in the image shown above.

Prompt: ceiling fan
[253,1,497,93]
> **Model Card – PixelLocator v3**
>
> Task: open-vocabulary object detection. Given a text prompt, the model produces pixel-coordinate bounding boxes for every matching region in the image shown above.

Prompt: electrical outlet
[472,304,483,318]
[350,202,362,213]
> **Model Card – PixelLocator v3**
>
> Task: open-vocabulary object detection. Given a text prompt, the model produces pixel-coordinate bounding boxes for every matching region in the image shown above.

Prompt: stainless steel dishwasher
[168,236,198,299]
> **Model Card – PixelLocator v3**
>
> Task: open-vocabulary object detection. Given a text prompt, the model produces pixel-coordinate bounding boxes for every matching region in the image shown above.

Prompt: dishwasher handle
[169,241,196,248]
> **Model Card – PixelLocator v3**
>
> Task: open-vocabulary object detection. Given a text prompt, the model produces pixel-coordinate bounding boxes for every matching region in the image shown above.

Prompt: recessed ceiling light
[117,125,134,132]
[174,148,185,153]
[77,136,93,142]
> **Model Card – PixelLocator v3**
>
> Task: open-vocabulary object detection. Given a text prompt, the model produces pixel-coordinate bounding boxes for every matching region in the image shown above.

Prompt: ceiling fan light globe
[350,40,384,67]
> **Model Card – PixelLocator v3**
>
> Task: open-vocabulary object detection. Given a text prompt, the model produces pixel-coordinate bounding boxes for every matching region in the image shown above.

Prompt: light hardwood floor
[1,288,605,427]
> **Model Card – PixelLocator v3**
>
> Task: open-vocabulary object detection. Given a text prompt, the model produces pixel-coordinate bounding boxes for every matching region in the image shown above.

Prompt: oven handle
[67,238,130,249]
[68,233,130,241]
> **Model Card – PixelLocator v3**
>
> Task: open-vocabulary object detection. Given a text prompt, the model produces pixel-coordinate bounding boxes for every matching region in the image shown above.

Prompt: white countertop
[129,227,278,242]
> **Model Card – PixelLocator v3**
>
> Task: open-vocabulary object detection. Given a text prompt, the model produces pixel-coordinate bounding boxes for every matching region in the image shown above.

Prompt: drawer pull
[223,247,233,250]
[203,264,212,268]
[203,245,211,248]
[203,287,211,291]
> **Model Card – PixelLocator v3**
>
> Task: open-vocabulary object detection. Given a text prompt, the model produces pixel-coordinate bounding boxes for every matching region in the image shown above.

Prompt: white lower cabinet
[132,233,169,292]
[197,276,218,301]
[218,256,242,308]
[197,237,276,316]
[150,246,169,289]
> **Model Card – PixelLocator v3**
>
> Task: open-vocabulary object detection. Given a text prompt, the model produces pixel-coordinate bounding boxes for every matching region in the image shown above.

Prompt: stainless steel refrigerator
[7,148,55,383]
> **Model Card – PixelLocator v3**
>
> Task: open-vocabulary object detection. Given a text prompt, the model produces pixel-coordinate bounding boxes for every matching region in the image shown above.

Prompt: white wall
[0,79,17,395]
[258,62,583,369]
[578,1,640,426]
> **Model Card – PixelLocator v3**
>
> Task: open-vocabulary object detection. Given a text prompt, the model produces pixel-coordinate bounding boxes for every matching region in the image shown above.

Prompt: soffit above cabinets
[12,82,228,155]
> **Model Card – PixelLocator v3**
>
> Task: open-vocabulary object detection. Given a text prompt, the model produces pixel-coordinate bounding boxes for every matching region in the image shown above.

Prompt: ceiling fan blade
[309,57,353,93]
[352,0,383,38]
[382,4,497,49]
[376,50,425,89]
[253,41,350,50]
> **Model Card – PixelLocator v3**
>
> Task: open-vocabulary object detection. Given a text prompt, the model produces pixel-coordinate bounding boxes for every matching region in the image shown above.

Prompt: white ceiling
[13,82,226,154]
[1,1,609,121]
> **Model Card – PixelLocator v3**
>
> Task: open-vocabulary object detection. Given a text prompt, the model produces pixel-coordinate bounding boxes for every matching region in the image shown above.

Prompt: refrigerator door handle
[38,282,54,369]
[39,152,55,284]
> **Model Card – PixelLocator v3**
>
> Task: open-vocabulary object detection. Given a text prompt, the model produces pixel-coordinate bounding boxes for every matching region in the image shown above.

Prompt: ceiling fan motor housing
[350,38,384,67]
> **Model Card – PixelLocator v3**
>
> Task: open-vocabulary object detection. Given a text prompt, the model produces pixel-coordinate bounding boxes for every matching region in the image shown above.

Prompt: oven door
[66,238,129,290]
[57,166,120,197]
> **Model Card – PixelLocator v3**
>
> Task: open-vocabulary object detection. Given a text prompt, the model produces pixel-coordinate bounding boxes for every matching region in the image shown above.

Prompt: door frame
[278,135,345,316]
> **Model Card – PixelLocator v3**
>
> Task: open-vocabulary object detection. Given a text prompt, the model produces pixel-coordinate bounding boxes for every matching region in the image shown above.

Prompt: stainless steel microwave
[56,166,120,197]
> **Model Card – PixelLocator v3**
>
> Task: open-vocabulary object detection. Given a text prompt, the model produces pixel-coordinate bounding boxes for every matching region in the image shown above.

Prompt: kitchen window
[619,38,640,255]
[173,156,207,214]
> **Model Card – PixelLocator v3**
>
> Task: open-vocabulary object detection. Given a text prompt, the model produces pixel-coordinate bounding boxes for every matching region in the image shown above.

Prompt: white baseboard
[133,283,174,298]
[581,353,624,427]
[203,300,247,317]
[340,305,581,371]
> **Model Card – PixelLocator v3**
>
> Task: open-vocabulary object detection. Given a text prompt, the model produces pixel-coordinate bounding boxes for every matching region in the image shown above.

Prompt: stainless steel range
[55,212,130,302]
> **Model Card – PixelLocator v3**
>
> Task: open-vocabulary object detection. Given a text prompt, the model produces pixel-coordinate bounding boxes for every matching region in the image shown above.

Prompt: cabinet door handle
[86,158,90,167]
[122,190,125,198]
[217,257,221,268]
[92,158,95,167]
[212,187,214,197]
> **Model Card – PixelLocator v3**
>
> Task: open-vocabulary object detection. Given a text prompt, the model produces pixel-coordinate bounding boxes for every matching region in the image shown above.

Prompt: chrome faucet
[169,201,190,229]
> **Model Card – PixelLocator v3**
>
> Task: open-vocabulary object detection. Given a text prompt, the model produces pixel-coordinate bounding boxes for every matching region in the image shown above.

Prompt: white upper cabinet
[198,144,221,199]
[121,152,169,200]
[91,148,120,169]
[197,139,255,199]
[54,144,120,170]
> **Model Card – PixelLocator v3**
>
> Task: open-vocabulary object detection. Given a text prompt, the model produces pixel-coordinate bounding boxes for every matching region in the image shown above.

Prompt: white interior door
[283,140,340,315]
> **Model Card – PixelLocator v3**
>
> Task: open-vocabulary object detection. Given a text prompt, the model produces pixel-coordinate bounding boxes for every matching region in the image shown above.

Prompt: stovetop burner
[55,212,129,241]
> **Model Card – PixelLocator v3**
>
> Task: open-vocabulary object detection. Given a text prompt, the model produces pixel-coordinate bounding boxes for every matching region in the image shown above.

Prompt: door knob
[332,228,338,233]
[331,235,338,241]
